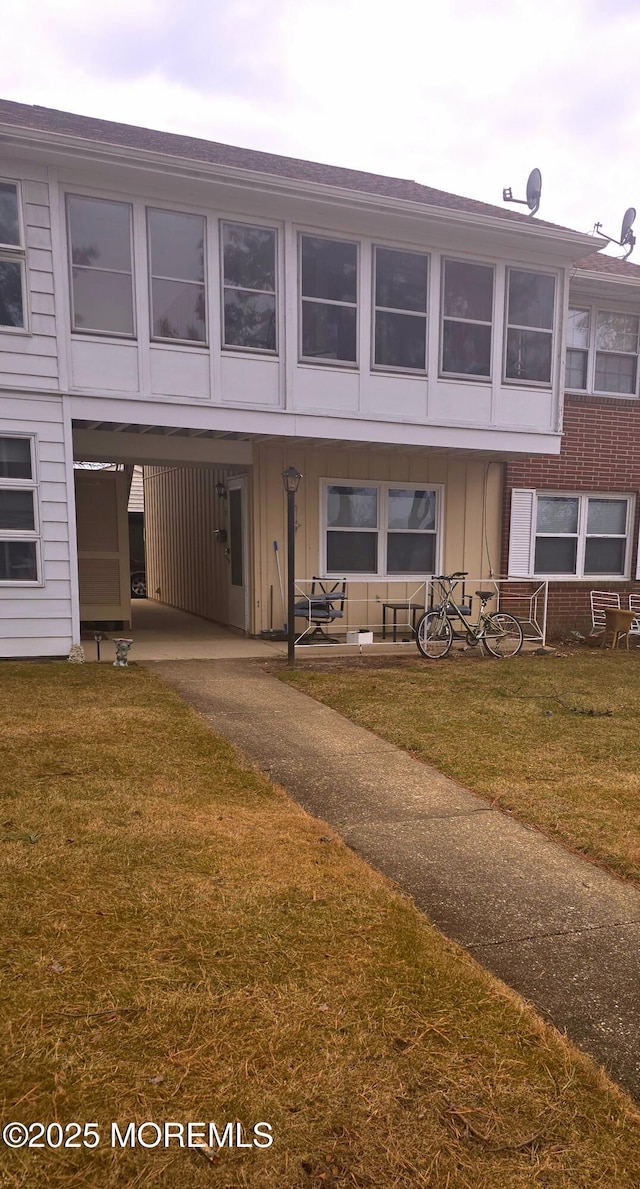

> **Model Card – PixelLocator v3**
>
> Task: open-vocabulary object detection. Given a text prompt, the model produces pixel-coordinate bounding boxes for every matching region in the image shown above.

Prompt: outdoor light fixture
[281,466,303,667]
[281,465,302,494]
[215,481,227,499]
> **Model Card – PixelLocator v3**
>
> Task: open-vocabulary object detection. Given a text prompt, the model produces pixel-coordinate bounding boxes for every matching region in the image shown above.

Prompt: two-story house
[506,253,640,636]
[0,98,604,658]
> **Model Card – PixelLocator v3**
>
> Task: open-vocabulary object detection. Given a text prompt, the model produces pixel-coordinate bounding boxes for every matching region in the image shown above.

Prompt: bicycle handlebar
[432,572,468,582]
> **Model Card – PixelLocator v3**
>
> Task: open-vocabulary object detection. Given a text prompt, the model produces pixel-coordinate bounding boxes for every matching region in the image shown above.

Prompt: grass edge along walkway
[2,661,640,1188]
[279,650,640,887]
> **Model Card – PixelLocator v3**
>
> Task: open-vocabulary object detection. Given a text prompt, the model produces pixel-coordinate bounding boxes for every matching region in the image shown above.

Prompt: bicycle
[415,572,523,659]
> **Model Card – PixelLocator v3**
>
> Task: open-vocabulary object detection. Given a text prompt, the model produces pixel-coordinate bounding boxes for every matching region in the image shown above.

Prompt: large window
[222,222,276,352]
[67,195,134,336]
[373,247,428,371]
[323,481,440,576]
[566,305,639,396]
[0,180,26,331]
[0,437,39,583]
[300,235,357,364]
[505,269,556,384]
[148,209,206,343]
[441,259,493,378]
[534,493,631,577]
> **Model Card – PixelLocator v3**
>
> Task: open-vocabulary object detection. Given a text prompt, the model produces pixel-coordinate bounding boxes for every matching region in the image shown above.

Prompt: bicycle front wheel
[416,611,453,659]
[483,613,523,658]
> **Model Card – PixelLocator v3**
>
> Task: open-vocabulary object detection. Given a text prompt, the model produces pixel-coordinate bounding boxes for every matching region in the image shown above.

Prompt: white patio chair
[590,590,620,636]
[627,594,640,637]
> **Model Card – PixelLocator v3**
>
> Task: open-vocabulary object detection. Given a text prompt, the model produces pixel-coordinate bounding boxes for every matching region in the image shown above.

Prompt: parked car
[130,569,147,598]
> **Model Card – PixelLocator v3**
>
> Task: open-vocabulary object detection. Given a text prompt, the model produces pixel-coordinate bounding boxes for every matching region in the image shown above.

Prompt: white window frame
[371,244,429,375]
[0,178,28,336]
[66,193,136,339]
[220,220,278,356]
[439,257,495,382]
[320,479,444,579]
[511,489,634,580]
[566,302,640,398]
[146,207,208,347]
[299,232,359,368]
[0,434,41,585]
[503,267,557,388]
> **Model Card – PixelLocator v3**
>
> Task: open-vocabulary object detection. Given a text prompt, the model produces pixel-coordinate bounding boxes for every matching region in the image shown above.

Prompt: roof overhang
[0,120,602,263]
[570,267,640,301]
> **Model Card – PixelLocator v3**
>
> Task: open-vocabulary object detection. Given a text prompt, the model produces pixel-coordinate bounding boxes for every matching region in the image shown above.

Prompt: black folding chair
[294,578,347,643]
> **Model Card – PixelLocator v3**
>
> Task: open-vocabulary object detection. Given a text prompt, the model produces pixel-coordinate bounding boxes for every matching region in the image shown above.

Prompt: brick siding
[504,394,640,637]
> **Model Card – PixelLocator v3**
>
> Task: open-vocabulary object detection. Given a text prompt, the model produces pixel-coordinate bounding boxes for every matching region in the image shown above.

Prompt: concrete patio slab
[85,599,286,662]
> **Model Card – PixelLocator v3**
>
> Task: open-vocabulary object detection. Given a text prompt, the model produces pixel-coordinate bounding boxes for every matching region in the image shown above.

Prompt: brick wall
[504,395,640,637]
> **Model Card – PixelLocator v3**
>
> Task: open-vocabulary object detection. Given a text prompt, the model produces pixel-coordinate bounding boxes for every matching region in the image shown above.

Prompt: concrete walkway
[152,658,640,1101]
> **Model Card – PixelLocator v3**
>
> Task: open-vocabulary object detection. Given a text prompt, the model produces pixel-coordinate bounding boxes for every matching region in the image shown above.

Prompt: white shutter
[507,489,536,577]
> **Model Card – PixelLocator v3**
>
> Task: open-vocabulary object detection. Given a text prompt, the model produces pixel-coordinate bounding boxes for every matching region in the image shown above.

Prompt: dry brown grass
[280,648,640,885]
[2,661,640,1188]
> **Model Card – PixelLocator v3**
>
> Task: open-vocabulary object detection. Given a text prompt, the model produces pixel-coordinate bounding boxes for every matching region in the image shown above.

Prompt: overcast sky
[3,0,640,246]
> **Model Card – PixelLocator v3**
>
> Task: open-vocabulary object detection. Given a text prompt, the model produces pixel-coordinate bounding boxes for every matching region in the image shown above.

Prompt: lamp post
[282,466,302,668]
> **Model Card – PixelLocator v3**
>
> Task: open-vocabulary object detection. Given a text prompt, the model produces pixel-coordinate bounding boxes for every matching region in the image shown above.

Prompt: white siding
[0,162,59,391]
[0,395,75,657]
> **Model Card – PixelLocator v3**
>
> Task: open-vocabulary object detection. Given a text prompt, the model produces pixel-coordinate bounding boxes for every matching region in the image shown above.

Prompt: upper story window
[300,235,357,365]
[441,259,493,378]
[148,209,206,344]
[323,481,440,576]
[67,195,134,337]
[567,304,639,396]
[0,181,26,332]
[222,222,276,352]
[0,436,39,583]
[505,269,556,384]
[373,247,428,371]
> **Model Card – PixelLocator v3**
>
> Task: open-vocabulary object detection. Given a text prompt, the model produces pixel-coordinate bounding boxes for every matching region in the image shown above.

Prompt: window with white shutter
[509,488,634,580]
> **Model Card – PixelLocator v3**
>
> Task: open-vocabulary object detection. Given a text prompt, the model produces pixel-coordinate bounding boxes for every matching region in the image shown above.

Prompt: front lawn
[280,649,640,884]
[2,662,640,1187]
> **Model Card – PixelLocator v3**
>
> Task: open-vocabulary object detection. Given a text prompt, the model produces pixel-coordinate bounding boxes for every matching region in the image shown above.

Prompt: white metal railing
[293,577,549,650]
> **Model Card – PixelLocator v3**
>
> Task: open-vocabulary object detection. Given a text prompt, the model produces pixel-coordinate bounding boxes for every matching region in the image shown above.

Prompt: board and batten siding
[251,444,503,635]
[0,394,76,658]
[144,465,234,625]
[0,160,59,391]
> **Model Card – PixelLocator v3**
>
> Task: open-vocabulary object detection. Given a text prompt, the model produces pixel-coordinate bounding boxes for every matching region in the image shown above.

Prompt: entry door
[227,476,249,631]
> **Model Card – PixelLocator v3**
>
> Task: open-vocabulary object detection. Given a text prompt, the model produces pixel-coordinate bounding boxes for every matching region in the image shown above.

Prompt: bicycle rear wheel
[416,611,453,659]
[483,612,523,658]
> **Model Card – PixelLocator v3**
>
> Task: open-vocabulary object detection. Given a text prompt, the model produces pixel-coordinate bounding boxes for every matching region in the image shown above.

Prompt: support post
[287,487,295,668]
[281,466,303,670]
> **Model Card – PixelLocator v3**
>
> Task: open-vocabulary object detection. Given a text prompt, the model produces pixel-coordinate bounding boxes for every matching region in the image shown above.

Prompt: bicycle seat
[475,590,495,601]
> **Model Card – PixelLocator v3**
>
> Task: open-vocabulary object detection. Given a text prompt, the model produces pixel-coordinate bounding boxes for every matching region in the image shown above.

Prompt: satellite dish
[621,207,636,246]
[502,167,542,217]
[593,205,636,259]
[526,168,542,215]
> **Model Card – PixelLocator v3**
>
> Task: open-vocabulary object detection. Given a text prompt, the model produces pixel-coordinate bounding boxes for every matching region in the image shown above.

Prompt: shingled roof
[575,252,640,279]
[0,97,578,234]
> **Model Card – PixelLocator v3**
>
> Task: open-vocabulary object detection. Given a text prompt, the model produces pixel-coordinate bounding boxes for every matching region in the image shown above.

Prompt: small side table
[382,602,422,642]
